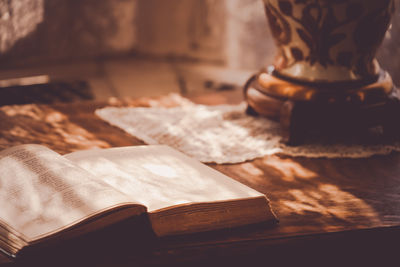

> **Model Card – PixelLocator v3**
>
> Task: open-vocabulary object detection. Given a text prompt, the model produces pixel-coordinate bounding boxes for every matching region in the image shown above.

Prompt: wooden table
[1,90,399,266]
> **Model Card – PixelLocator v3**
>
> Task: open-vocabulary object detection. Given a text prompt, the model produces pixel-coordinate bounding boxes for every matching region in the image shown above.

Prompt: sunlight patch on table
[262,157,317,182]
[280,184,382,228]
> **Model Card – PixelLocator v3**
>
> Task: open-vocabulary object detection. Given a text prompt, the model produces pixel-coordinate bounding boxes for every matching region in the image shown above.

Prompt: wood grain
[1,90,400,266]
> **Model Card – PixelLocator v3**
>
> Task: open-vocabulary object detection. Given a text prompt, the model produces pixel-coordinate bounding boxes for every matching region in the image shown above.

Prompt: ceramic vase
[263,0,395,85]
[244,0,398,144]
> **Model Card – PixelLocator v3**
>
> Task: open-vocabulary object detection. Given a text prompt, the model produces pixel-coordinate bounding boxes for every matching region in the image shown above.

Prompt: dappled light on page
[143,163,178,178]
[65,146,264,212]
[0,145,135,240]
[95,104,283,164]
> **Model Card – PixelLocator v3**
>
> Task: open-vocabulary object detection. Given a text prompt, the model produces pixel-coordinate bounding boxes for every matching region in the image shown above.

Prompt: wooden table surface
[1,90,399,266]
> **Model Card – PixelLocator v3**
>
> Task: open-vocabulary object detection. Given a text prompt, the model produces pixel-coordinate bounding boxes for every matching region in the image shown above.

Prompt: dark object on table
[246,0,399,145]
[244,70,400,145]
[0,78,93,106]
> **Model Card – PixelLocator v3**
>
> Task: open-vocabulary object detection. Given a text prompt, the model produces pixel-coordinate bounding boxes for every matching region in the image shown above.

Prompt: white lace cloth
[96,98,400,164]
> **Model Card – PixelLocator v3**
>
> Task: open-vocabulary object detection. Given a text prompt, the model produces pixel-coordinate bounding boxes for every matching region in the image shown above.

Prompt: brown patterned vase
[245,0,399,144]
[264,0,395,84]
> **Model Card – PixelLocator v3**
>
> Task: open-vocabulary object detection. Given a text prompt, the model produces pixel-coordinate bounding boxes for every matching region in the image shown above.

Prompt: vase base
[244,70,400,145]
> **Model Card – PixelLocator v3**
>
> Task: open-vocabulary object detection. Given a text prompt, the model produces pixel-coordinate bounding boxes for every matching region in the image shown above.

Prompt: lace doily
[96,98,400,164]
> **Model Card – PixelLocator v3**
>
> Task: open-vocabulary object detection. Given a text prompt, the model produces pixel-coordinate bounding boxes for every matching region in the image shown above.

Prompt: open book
[0,144,277,259]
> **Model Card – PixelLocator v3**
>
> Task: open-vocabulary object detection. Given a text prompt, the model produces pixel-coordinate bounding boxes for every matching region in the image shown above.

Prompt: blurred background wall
[0,0,398,85]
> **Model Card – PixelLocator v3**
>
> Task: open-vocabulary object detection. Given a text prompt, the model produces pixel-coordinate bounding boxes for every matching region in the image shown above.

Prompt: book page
[0,145,143,243]
[64,145,265,213]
